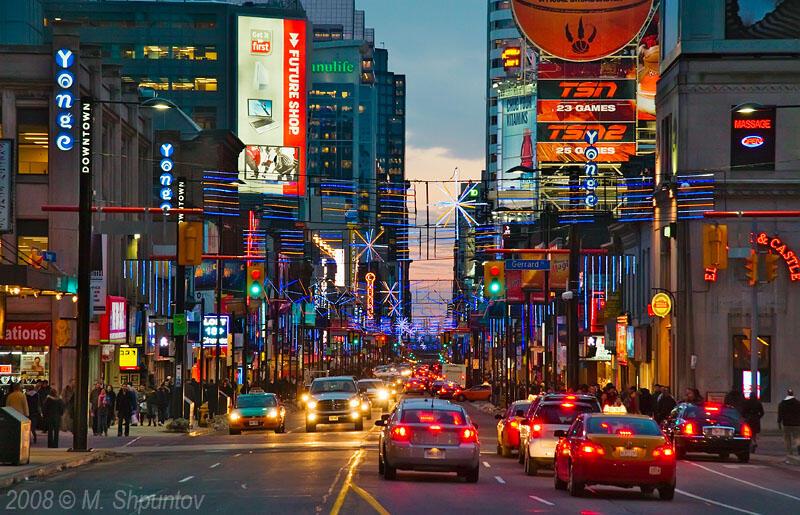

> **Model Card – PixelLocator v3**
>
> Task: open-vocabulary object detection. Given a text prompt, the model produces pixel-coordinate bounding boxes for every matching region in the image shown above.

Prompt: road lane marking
[330,449,365,515]
[234,453,242,457]
[495,476,505,484]
[676,489,761,514]
[529,495,554,506]
[178,476,194,483]
[687,461,800,501]
[482,461,491,468]
[350,484,390,515]
[123,436,141,447]
[209,462,220,469]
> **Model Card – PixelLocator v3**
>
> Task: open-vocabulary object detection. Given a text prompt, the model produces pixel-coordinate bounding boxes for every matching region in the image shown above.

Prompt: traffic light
[177,221,203,266]
[483,261,505,298]
[745,250,758,286]
[246,264,265,298]
[702,224,728,270]
[764,253,779,283]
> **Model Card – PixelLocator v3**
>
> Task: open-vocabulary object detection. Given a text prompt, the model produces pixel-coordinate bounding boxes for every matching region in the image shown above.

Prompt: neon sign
[365,272,376,320]
[704,267,718,282]
[740,135,764,148]
[501,47,521,69]
[756,233,800,280]
[158,142,174,211]
[54,48,75,152]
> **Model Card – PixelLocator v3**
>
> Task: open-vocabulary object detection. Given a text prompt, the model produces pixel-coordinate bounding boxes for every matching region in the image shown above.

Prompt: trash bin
[0,407,31,465]
[183,397,195,429]
[198,403,209,427]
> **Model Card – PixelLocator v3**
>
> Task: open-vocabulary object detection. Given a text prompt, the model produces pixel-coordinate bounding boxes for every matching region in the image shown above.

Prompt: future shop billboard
[237,16,307,196]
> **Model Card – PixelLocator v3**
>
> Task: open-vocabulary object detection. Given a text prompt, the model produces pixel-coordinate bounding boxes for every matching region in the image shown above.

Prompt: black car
[661,402,751,462]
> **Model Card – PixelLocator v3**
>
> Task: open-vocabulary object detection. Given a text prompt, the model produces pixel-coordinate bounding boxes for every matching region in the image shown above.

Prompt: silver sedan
[376,398,480,482]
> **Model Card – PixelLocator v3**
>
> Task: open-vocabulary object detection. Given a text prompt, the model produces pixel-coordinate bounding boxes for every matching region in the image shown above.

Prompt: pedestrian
[145,385,157,426]
[778,388,800,461]
[43,389,65,448]
[97,387,108,436]
[61,381,74,433]
[724,389,746,414]
[683,387,702,404]
[655,386,676,425]
[103,385,116,434]
[639,388,654,417]
[90,381,103,435]
[26,382,42,443]
[115,384,133,436]
[128,383,139,426]
[601,384,618,408]
[4,382,29,417]
[742,392,765,452]
[207,380,219,417]
[156,383,169,425]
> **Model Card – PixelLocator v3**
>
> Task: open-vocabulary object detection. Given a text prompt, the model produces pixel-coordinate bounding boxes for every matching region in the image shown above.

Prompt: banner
[1,321,52,346]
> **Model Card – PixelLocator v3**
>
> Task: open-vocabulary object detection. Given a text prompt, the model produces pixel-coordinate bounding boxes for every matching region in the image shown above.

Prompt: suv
[305,376,365,432]
[521,398,601,475]
[518,393,600,462]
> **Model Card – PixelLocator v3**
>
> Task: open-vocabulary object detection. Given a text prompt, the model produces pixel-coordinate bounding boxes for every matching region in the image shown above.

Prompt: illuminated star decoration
[380,281,402,317]
[353,229,386,263]
[430,182,485,239]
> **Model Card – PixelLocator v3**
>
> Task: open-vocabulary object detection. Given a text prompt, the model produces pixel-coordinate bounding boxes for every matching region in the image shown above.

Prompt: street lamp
[732,102,800,113]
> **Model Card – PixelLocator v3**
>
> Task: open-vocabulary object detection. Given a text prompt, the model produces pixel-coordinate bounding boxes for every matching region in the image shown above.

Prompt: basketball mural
[511,0,654,62]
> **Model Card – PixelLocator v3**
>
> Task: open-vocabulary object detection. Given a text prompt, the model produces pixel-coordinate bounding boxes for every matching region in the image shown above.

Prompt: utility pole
[173,261,186,417]
[566,223,580,391]
[750,218,759,399]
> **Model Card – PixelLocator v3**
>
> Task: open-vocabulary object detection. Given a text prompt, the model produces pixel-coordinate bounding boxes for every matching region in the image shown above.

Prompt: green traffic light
[490,281,501,294]
[249,284,262,296]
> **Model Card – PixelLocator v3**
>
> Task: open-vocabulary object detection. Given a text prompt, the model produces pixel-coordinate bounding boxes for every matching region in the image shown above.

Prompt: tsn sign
[538,79,636,101]
[538,123,636,143]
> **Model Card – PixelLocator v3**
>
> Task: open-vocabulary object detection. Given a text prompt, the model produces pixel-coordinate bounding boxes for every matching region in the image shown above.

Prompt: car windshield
[509,402,531,415]
[538,403,597,424]
[358,380,382,389]
[401,409,466,425]
[310,380,356,394]
[684,405,741,424]
[587,417,663,436]
[236,395,276,408]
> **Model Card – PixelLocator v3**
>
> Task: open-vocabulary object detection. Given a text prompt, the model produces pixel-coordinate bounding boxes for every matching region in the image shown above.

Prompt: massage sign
[756,233,800,281]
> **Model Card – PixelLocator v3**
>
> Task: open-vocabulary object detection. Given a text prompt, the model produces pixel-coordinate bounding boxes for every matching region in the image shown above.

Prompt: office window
[16,219,48,265]
[191,107,216,129]
[138,78,169,91]
[172,46,196,60]
[194,78,217,92]
[201,46,217,60]
[121,45,136,59]
[17,108,48,175]
[172,78,194,91]
[143,46,170,59]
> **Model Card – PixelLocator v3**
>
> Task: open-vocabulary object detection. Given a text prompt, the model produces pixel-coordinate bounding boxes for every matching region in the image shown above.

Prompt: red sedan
[554,414,676,500]
[495,400,531,457]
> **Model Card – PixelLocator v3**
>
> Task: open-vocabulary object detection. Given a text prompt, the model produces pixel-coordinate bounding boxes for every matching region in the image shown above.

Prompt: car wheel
[456,394,466,402]
[737,451,750,463]
[229,429,241,435]
[496,443,502,456]
[567,463,584,497]
[355,418,364,431]
[518,445,525,464]
[553,464,568,490]
[275,422,286,434]
[658,483,675,501]
[640,486,654,496]
[718,452,730,461]
[463,465,480,483]
[306,422,316,432]
[378,452,385,475]
[524,452,538,476]
[384,461,397,480]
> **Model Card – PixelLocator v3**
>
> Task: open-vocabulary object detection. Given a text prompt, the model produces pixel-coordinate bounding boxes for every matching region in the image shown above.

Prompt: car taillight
[580,443,605,456]
[682,422,696,435]
[619,430,633,437]
[561,402,575,408]
[531,422,542,437]
[391,426,411,442]
[652,445,675,458]
[742,424,752,438]
[429,425,442,432]
[460,427,478,443]
[509,420,519,428]
[440,388,446,394]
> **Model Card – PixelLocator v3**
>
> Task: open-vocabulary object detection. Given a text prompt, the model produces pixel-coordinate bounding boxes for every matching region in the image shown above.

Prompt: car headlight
[361,403,369,411]
[268,409,278,418]
[377,389,389,400]
[349,398,360,408]
[391,389,397,395]
[307,400,317,409]
[301,393,309,402]
[229,413,241,421]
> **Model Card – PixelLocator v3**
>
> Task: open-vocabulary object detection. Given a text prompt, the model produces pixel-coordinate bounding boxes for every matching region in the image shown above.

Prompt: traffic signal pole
[749,218,759,400]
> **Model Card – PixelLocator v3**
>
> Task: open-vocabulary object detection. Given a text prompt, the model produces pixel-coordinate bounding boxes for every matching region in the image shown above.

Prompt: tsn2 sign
[539,123,635,143]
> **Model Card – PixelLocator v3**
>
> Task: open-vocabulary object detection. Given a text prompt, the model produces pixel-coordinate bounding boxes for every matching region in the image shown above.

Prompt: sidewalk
[26,420,215,450]
[0,448,109,489]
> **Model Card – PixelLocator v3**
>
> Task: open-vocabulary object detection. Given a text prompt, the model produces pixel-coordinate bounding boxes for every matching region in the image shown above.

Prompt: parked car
[661,402,751,462]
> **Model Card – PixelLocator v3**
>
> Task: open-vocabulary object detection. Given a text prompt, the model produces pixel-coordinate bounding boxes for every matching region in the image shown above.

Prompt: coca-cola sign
[1,321,52,346]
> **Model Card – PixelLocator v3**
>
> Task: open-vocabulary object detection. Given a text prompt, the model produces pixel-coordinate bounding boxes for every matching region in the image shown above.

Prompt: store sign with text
[756,233,800,280]
[731,107,775,170]
[0,321,52,346]
[100,296,126,343]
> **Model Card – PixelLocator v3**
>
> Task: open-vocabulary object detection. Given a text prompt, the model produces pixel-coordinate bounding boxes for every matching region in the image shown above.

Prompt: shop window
[194,77,217,91]
[17,108,48,175]
[17,219,48,266]
[732,334,771,402]
[143,46,170,59]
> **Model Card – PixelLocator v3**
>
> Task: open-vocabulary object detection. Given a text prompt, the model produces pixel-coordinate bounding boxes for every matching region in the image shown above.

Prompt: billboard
[511,0,653,61]
[726,0,800,39]
[500,87,536,177]
[237,16,307,195]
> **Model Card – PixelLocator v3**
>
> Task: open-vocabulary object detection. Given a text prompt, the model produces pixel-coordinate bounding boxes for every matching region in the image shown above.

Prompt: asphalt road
[3,396,800,514]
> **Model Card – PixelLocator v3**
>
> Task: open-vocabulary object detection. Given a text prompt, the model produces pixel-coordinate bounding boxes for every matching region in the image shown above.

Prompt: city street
[3,399,799,514]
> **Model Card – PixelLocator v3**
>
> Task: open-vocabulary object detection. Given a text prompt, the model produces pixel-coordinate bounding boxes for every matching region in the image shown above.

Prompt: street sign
[651,292,672,317]
[505,259,550,270]
[42,251,57,262]
[173,313,187,336]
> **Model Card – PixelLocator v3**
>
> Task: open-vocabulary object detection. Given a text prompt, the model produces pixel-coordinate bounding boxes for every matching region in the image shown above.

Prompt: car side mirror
[553,430,567,438]
[381,413,390,421]
[495,414,503,419]
[374,419,385,427]
[473,423,479,429]
[515,409,524,417]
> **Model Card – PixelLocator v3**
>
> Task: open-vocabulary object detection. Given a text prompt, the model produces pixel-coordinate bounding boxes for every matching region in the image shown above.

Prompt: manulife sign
[312,60,356,73]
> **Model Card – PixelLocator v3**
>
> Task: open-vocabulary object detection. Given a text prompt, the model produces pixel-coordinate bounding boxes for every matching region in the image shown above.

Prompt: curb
[750,453,800,473]
[0,451,110,489]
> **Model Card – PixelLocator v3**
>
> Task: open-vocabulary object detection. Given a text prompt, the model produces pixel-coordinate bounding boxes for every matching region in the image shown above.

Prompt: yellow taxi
[553,413,676,500]
[229,393,286,435]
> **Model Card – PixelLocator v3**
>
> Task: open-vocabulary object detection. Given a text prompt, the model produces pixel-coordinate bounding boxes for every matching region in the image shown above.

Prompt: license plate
[649,466,661,475]
[711,428,726,436]
[425,448,445,459]
[329,416,339,421]
[619,448,638,457]
[248,420,259,426]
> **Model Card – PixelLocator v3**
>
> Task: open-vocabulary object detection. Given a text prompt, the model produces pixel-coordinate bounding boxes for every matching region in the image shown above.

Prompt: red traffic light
[490,265,501,276]
[250,268,261,279]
